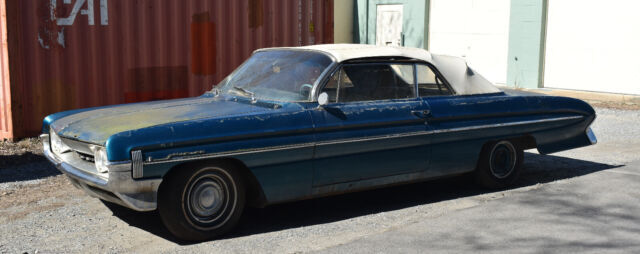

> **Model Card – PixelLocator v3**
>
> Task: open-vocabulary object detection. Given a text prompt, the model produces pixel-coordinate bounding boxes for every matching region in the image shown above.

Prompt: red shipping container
[0,0,334,140]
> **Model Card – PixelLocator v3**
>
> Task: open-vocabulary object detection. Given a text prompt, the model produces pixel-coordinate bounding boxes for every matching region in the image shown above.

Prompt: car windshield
[216,50,333,102]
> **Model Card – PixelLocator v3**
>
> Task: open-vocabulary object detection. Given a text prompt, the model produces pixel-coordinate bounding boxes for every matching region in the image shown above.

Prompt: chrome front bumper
[41,134,162,211]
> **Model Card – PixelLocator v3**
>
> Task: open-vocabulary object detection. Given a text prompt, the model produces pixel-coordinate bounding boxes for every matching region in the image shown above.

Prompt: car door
[310,62,432,187]
[415,63,489,176]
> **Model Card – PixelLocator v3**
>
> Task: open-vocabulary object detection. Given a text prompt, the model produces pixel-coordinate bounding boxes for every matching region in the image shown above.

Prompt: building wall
[506,0,547,89]
[354,0,429,49]
[429,0,511,85]
[334,0,354,43]
[352,0,639,95]
[543,0,640,95]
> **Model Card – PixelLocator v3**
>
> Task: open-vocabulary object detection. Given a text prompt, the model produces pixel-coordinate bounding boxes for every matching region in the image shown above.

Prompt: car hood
[50,95,280,145]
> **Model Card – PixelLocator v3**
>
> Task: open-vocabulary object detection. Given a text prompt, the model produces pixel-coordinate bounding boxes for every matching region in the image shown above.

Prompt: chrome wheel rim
[183,167,237,229]
[189,179,225,218]
[489,141,517,179]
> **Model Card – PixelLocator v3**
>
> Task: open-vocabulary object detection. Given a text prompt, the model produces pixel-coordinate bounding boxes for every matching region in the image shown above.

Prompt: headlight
[94,147,109,173]
[50,129,71,155]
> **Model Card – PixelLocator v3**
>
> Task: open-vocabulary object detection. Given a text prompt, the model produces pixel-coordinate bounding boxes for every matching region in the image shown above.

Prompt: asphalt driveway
[1,106,639,253]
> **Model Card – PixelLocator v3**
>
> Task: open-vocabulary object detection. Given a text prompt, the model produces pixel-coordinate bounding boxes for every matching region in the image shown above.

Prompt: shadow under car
[102,152,620,244]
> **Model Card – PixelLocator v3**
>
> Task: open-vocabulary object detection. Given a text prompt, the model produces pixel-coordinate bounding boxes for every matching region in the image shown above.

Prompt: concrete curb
[496,85,640,104]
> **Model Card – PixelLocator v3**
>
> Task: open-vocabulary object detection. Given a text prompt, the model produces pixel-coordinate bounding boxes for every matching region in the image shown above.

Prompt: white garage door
[544,0,640,95]
[429,0,511,85]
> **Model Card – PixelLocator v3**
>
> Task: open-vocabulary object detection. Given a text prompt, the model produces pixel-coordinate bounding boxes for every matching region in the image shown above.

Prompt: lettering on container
[50,0,108,26]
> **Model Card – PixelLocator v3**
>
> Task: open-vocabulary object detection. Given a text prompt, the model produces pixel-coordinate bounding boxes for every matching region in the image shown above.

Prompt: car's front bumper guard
[41,134,162,211]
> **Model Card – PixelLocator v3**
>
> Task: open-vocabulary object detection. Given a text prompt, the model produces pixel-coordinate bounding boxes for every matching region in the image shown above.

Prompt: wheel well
[511,135,537,150]
[159,158,267,208]
[479,135,537,152]
[477,135,537,164]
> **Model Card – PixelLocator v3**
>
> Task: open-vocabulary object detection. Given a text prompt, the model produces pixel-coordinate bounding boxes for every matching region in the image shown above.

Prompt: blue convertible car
[41,44,596,241]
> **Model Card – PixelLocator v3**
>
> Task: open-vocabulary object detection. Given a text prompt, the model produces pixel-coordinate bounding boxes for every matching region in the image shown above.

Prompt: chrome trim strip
[131,150,143,179]
[431,115,584,134]
[144,142,317,165]
[144,115,584,164]
[316,131,432,146]
[107,160,133,166]
[311,62,339,102]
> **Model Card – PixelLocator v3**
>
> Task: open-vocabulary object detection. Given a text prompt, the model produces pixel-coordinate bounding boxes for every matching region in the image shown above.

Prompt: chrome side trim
[131,150,143,179]
[144,142,317,165]
[316,131,432,146]
[144,115,584,165]
[430,115,584,134]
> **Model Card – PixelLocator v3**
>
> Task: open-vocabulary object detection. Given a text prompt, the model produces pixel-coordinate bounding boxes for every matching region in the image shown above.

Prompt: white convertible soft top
[259,44,501,95]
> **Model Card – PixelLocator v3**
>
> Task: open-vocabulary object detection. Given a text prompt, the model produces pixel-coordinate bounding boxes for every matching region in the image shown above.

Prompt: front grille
[76,152,95,162]
[48,132,105,176]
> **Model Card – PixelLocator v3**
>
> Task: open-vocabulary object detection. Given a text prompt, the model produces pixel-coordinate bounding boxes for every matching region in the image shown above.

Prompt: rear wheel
[158,161,245,241]
[475,140,524,189]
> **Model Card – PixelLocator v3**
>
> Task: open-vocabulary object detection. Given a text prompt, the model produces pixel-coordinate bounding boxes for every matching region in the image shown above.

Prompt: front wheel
[158,161,246,241]
[475,140,524,189]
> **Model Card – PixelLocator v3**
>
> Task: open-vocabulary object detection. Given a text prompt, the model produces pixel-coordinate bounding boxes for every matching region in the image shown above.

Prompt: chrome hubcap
[183,167,239,230]
[489,141,517,179]
[190,180,224,217]
[185,172,230,225]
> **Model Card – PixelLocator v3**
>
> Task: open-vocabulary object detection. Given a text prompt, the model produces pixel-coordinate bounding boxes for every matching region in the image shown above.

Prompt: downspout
[365,0,369,44]
[538,0,549,88]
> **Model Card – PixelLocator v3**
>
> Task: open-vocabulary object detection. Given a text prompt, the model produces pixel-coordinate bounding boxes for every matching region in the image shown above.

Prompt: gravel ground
[0,104,638,253]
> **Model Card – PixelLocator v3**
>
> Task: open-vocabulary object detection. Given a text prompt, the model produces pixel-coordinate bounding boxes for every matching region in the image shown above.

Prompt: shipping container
[0,0,334,140]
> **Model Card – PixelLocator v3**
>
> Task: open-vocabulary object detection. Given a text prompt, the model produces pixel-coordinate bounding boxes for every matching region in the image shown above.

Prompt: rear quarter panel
[424,92,595,173]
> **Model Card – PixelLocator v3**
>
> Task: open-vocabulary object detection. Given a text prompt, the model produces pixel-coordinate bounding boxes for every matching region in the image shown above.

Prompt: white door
[428,0,511,85]
[376,5,403,46]
[544,0,640,95]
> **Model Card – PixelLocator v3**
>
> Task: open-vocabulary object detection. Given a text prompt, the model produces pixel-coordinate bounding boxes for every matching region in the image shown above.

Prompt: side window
[320,63,416,103]
[323,68,342,103]
[417,64,452,96]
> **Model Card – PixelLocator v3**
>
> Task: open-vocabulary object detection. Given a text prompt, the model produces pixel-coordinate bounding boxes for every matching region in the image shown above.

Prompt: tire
[158,161,246,241]
[475,140,524,189]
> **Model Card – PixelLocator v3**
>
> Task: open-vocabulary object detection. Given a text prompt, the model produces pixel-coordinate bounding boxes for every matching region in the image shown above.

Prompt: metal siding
[0,0,334,139]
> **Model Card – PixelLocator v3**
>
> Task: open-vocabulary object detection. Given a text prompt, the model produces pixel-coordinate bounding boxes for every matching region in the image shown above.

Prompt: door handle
[412,109,432,118]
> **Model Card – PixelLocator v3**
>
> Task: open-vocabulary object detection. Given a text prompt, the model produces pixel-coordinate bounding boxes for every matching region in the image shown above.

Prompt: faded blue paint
[43,86,595,206]
[310,98,429,186]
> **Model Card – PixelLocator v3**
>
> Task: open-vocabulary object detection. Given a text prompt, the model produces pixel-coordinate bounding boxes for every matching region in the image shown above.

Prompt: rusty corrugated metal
[0,0,334,139]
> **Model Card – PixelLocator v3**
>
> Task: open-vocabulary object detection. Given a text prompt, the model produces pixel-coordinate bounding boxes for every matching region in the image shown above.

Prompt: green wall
[506,0,548,88]
[353,0,548,89]
[354,0,429,49]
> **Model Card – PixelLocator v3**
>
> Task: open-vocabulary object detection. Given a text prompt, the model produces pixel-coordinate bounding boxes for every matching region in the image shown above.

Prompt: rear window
[417,64,452,96]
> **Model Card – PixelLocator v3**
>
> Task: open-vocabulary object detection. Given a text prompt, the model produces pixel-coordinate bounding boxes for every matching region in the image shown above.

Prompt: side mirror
[318,92,329,107]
